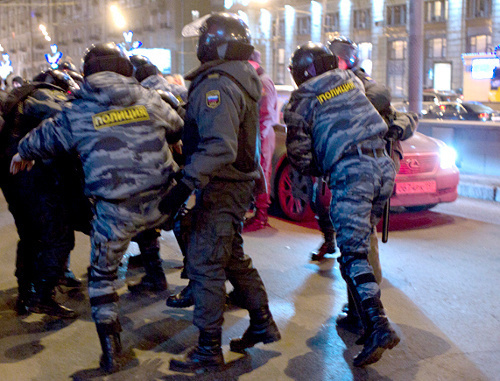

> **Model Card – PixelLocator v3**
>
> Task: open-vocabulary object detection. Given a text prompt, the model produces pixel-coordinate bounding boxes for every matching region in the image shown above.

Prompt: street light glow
[110,4,126,29]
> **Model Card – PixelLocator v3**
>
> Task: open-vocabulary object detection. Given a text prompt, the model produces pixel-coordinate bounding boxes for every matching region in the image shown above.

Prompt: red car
[270,97,460,221]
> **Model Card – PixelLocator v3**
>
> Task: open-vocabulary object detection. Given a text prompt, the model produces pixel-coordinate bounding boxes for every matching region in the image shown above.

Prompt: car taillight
[478,112,488,120]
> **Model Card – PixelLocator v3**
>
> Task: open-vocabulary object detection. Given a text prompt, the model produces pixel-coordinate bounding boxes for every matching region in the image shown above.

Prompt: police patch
[92,105,150,130]
[206,90,221,109]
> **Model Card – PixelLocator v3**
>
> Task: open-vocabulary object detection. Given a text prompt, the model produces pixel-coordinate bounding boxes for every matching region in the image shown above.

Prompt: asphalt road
[0,195,499,381]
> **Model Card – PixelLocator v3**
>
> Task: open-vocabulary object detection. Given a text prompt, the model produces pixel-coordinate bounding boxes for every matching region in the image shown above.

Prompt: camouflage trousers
[329,154,395,306]
[186,180,269,333]
[88,186,170,324]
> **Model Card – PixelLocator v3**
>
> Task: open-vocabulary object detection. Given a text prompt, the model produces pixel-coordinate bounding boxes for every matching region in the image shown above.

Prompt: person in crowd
[10,42,183,373]
[11,76,25,88]
[159,13,281,373]
[242,49,278,232]
[123,54,189,294]
[322,36,418,332]
[0,69,86,318]
[59,61,84,89]
[285,42,400,366]
[165,73,189,103]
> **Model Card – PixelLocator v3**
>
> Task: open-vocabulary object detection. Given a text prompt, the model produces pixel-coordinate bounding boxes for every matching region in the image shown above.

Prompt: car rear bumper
[390,170,459,207]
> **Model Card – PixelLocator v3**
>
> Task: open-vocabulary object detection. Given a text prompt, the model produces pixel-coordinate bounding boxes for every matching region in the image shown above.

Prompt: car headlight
[439,145,457,169]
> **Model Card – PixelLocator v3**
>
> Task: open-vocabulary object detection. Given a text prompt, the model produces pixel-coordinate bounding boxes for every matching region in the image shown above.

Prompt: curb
[457,174,500,202]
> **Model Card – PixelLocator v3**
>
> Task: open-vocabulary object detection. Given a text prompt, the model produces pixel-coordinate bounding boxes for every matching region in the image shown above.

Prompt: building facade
[1,0,499,99]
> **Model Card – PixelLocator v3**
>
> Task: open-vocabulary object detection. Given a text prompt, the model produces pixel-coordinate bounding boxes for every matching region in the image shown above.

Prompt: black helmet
[197,12,254,63]
[129,55,160,82]
[82,42,133,77]
[289,42,338,86]
[32,69,78,92]
[328,36,359,69]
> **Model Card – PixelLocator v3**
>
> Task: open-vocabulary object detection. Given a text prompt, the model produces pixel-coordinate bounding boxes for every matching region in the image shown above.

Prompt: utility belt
[341,144,387,161]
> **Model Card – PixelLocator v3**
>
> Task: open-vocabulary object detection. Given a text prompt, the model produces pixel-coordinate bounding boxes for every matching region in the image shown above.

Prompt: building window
[353,9,370,30]
[296,16,311,35]
[324,12,339,33]
[427,37,447,58]
[387,39,407,98]
[390,40,407,60]
[468,34,492,53]
[425,0,448,22]
[466,0,492,18]
[387,4,407,26]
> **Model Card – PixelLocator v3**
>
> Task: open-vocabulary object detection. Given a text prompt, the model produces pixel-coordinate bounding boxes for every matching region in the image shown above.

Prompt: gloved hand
[386,124,403,140]
[159,179,192,218]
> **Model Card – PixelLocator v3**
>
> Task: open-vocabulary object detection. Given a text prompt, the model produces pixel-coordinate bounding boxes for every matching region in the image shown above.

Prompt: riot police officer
[1,69,84,317]
[327,36,417,331]
[159,12,281,373]
[11,42,183,373]
[285,42,400,366]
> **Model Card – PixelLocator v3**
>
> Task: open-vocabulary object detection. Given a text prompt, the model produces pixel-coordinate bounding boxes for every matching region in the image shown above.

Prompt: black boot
[353,307,400,367]
[169,330,224,373]
[15,281,35,315]
[96,321,123,374]
[336,292,363,334]
[59,269,83,288]
[166,283,194,308]
[230,305,281,353]
[30,279,76,318]
[128,246,167,293]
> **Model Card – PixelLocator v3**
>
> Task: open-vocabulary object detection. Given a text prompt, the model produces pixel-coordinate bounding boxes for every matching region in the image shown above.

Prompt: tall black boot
[96,321,123,374]
[169,329,224,373]
[353,306,400,367]
[31,279,76,318]
[230,305,281,353]
[127,249,167,293]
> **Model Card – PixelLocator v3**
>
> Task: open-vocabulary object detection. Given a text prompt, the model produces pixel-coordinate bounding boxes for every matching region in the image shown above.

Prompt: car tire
[275,161,315,221]
[405,204,438,212]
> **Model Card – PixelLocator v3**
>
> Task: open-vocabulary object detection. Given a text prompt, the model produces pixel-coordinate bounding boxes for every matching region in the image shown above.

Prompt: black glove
[159,179,192,217]
[386,124,403,140]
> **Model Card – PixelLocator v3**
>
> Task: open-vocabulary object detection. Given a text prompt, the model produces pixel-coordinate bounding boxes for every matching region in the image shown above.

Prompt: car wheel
[275,161,315,221]
[405,204,438,212]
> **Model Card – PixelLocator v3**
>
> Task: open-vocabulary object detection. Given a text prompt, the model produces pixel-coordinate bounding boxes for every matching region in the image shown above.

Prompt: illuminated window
[469,34,492,53]
[386,4,407,26]
[425,0,448,22]
[390,40,407,60]
[427,37,447,58]
[353,9,370,30]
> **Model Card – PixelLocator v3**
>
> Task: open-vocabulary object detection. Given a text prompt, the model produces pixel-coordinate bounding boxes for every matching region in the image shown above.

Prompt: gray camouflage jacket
[284,69,388,176]
[18,72,184,200]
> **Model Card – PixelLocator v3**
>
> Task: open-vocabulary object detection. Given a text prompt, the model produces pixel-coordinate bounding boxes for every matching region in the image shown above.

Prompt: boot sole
[169,360,225,374]
[353,334,400,367]
[229,332,282,353]
[29,306,77,319]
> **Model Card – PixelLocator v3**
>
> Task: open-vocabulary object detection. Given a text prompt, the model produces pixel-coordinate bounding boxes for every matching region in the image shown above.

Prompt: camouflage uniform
[141,74,188,103]
[180,60,269,333]
[17,72,183,324]
[1,85,86,314]
[285,69,395,319]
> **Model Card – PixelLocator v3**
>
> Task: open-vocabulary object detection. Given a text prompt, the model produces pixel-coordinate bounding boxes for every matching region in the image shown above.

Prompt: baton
[382,139,393,243]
